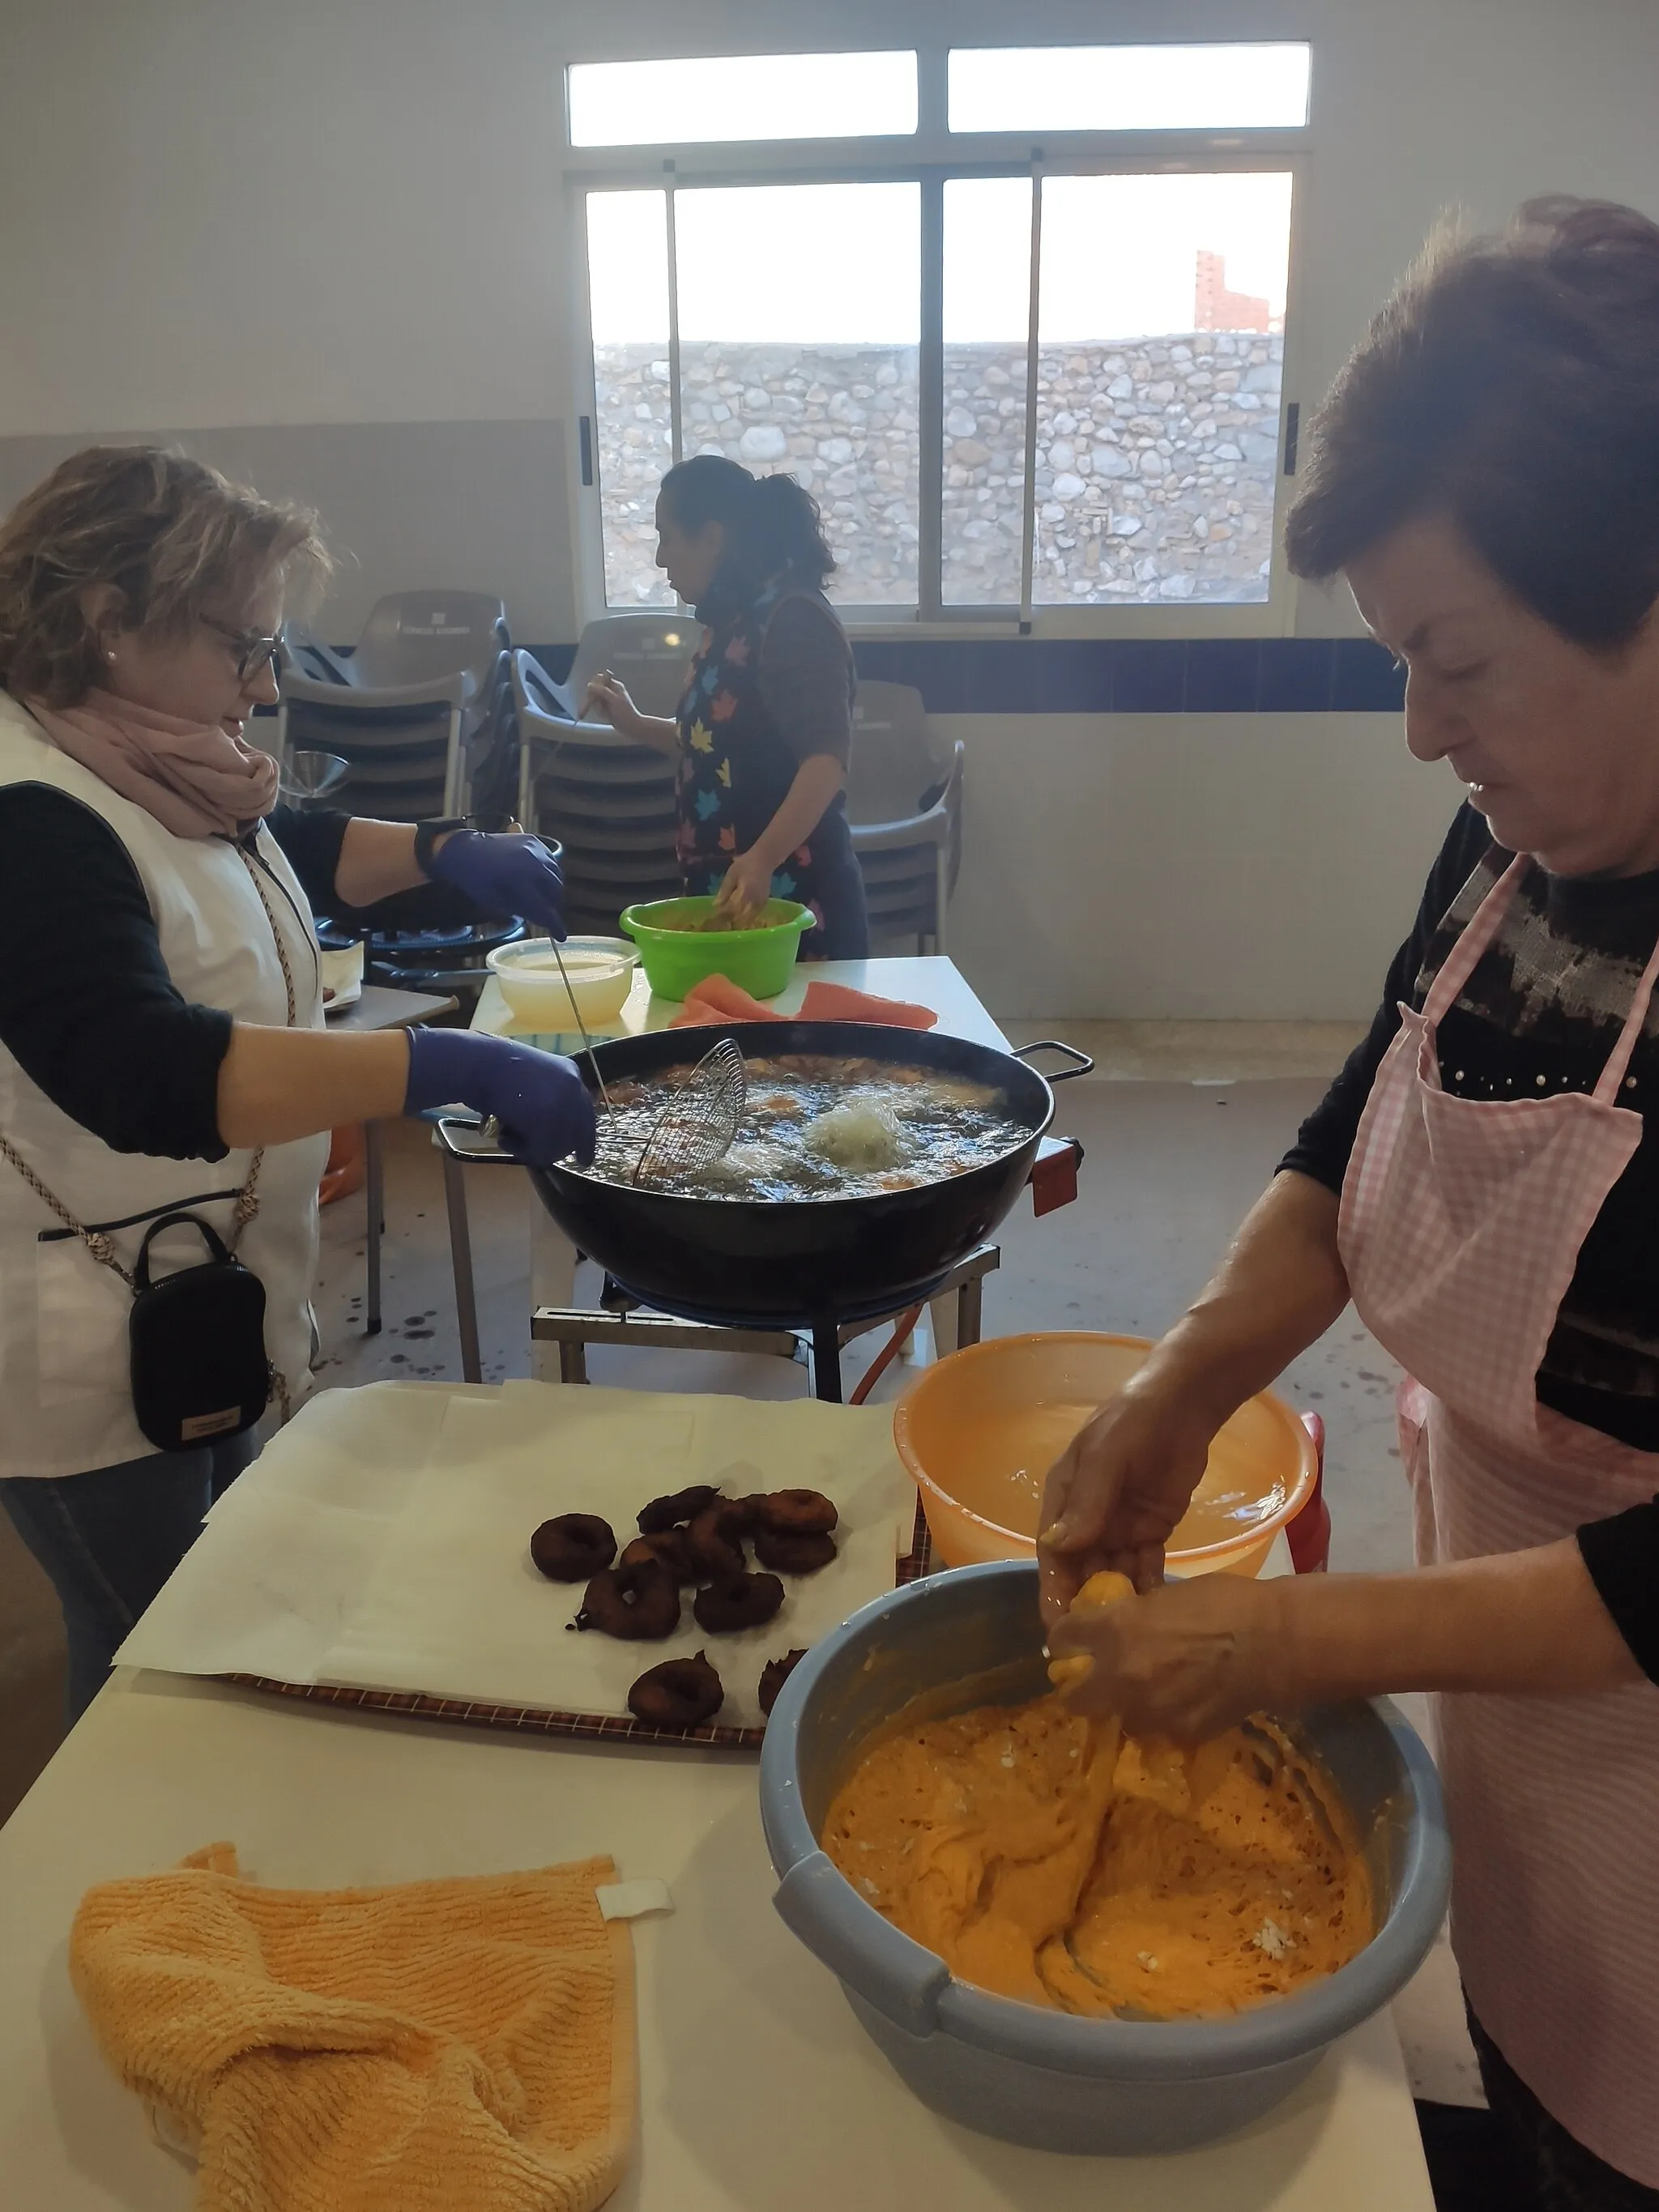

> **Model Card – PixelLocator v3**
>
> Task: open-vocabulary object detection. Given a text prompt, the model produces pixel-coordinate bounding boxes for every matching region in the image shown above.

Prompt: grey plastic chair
[847,681,965,954]
[565,612,701,720]
[510,650,680,932]
[276,594,514,820]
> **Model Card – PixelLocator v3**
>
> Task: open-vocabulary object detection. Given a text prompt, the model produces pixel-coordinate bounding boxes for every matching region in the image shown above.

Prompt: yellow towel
[70,1843,636,2212]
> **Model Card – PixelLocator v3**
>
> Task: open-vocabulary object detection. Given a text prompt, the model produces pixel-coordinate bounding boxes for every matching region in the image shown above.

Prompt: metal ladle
[539,937,613,1115]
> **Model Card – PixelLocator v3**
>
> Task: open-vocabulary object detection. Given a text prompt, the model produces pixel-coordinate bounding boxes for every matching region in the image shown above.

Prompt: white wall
[7,0,1658,630]
[944,714,1461,1018]
[1,0,1653,1016]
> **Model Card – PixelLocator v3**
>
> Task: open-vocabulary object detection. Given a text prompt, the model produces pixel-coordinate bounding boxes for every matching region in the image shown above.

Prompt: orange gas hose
[849,1305,923,1405]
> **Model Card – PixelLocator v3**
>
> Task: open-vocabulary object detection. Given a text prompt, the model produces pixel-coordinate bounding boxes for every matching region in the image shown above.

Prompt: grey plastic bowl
[760,1559,1450,2154]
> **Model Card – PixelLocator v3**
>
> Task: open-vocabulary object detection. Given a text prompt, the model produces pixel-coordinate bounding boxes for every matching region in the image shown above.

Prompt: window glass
[569,52,918,149]
[586,191,676,607]
[1031,172,1292,605]
[949,44,1311,133]
[675,182,920,607]
[941,178,1033,606]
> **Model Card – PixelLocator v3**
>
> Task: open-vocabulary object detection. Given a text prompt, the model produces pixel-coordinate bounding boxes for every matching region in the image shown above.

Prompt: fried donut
[531,1513,616,1582]
[753,1489,838,1537]
[628,1651,724,1729]
[638,1483,720,1534]
[617,1529,697,1583]
[687,1502,750,1581]
[693,1569,785,1634]
[759,1648,808,1717]
[571,1557,681,1639]
[753,1527,838,1576]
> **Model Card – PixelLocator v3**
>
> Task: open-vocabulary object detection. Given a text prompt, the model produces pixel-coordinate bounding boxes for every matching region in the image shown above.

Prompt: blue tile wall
[517,637,1405,717]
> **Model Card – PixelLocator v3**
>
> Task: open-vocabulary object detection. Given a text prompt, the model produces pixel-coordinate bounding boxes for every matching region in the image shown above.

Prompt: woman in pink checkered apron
[1043,199,1659,2210]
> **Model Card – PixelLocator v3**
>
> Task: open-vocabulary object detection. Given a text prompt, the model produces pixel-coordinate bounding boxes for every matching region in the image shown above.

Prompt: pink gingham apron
[1339,852,1659,2184]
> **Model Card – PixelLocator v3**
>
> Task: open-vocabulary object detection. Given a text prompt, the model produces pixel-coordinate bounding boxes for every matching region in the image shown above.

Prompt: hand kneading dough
[822,1571,1371,2019]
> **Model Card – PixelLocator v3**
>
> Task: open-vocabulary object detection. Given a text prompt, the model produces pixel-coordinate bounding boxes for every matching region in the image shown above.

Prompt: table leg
[928,1289,961,1359]
[364,1120,384,1336]
[810,1317,844,1403]
[530,1213,580,1383]
[441,1149,483,1386]
[957,1270,984,1348]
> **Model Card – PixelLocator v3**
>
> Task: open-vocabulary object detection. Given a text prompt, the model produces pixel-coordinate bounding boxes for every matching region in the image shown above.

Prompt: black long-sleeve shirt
[1283,803,1659,1681]
[0,791,349,1161]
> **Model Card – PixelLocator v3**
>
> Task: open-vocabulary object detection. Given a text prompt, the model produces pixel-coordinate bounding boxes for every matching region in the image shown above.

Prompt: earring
[104,650,116,663]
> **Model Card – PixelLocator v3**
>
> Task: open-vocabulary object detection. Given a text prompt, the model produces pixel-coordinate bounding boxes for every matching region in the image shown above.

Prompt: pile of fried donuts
[527,1483,835,1728]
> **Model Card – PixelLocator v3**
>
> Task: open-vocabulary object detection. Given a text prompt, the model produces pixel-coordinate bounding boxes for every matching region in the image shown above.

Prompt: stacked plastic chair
[512,616,697,935]
[847,680,965,954]
[275,593,517,822]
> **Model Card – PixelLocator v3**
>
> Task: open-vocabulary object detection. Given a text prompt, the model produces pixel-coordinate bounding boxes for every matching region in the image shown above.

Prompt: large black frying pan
[440,1021,1089,1334]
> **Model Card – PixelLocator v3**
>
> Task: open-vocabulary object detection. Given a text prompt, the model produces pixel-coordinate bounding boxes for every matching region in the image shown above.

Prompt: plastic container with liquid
[893,1332,1316,1576]
[486,936,637,1029]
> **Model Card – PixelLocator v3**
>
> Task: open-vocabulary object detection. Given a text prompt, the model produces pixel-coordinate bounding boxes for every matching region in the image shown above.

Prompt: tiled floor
[0,1020,1480,2106]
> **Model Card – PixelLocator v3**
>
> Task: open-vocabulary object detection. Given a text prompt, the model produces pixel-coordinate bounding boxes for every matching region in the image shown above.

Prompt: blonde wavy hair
[0,445,331,707]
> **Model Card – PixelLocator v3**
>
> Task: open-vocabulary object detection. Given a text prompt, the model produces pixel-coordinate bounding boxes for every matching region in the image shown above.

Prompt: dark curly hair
[0,445,330,707]
[1285,197,1659,646]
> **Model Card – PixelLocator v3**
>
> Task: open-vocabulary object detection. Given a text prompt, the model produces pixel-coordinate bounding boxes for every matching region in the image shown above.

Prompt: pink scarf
[28,688,279,840]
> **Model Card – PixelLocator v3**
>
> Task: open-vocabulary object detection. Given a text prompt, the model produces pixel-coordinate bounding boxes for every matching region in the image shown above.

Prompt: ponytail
[659,454,838,591]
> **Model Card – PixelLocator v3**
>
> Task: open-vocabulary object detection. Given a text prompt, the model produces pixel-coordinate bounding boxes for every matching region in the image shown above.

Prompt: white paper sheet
[117,1379,915,1729]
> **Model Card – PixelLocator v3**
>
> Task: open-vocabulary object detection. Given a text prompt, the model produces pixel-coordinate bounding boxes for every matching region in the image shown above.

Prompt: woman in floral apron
[582,456,868,960]
[1042,199,1659,2210]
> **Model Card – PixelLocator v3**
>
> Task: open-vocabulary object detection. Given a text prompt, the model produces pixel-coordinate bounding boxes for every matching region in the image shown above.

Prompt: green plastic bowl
[619,896,814,1002]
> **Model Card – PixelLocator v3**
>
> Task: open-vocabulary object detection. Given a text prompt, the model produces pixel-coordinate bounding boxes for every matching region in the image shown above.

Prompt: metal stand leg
[364,1120,384,1336]
[528,1249,1002,1401]
[441,1148,483,1385]
[810,1316,844,1403]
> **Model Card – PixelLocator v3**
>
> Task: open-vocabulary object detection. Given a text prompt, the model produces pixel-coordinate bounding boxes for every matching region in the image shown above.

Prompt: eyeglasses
[203,617,282,684]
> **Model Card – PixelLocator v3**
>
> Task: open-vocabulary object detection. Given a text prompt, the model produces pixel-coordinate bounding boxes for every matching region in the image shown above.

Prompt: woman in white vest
[1042,200,1659,2208]
[0,447,594,1721]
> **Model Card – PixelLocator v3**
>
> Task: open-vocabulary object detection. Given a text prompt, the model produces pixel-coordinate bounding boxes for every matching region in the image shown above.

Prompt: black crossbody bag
[2,848,299,1452]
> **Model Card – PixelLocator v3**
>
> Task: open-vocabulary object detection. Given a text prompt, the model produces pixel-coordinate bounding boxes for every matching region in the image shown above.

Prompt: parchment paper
[117,1379,915,1728]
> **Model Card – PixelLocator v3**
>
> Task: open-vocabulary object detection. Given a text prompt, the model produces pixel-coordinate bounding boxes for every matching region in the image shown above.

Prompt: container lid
[488,936,636,978]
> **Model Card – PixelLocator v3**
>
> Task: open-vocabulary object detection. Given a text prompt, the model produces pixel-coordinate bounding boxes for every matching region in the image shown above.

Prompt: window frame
[563,52,1311,641]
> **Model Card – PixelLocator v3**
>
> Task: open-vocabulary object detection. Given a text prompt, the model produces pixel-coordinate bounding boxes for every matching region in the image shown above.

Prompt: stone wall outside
[594,331,1282,609]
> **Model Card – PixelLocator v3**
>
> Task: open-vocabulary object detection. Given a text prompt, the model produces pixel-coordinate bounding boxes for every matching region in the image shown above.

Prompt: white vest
[0,692,329,1477]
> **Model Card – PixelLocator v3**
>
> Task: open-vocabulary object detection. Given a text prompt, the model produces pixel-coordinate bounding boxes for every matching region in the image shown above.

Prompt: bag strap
[132,1211,233,1290]
[0,834,304,1282]
[0,1131,139,1285]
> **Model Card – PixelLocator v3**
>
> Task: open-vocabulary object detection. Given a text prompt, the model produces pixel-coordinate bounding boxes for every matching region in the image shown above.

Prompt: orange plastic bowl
[893,1332,1316,1577]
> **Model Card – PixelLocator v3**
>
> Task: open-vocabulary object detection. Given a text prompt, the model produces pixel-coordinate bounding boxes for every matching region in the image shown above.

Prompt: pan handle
[431,1112,518,1164]
[1011,1038,1094,1082]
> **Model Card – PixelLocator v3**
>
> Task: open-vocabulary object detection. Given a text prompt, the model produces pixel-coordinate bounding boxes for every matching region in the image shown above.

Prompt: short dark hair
[1285,197,1659,646]
[659,454,837,591]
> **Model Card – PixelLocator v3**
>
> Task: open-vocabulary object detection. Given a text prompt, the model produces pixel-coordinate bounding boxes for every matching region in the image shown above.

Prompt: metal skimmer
[633,1038,747,1187]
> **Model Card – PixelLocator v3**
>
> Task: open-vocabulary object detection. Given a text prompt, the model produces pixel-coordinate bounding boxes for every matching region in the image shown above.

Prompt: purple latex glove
[404,1028,596,1168]
[426,829,566,939]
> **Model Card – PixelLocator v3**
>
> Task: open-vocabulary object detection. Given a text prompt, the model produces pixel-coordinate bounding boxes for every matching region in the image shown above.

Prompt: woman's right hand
[403,1029,596,1169]
[579,670,648,743]
[1038,1375,1219,1629]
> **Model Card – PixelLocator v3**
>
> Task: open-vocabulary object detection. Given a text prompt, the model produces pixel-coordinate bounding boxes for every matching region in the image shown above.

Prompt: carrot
[667,974,787,1027]
[798,981,937,1029]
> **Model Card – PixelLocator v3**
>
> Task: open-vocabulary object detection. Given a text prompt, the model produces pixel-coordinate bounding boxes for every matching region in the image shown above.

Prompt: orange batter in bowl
[820,1577,1371,2020]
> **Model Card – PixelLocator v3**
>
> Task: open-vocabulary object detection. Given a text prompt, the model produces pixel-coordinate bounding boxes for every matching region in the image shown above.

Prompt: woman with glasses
[0,445,595,1720]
